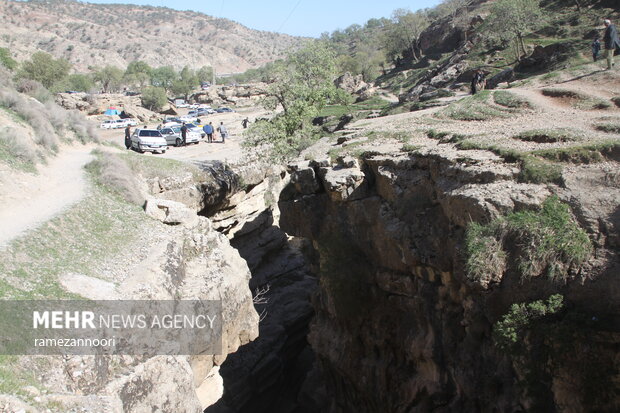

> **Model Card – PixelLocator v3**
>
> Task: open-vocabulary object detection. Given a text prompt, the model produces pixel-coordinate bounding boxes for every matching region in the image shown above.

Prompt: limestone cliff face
[279,148,620,412]
[0,171,260,412]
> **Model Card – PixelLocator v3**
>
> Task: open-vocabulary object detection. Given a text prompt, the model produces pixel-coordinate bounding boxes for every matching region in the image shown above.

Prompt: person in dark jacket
[603,19,620,70]
[592,37,601,62]
[471,70,486,95]
[124,125,131,149]
[180,123,187,146]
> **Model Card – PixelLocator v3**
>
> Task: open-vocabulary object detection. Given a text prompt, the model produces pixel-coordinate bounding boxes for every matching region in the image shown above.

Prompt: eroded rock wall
[279,148,620,412]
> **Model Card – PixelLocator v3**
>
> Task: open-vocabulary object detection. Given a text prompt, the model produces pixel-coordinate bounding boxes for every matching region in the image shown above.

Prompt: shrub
[493,294,564,351]
[465,221,507,286]
[85,152,144,205]
[0,126,38,171]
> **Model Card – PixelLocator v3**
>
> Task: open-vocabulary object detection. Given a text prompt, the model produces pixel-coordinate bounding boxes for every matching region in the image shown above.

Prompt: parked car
[130,129,168,154]
[216,107,233,113]
[124,118,139,126]
[184,123,206,139]
[179,115,198,123]
[176,102,190,108]
[100,120,118,129]
[159,126,200,146]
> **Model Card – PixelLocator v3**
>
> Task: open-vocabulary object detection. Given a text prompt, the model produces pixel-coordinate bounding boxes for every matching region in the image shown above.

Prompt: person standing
[217,122,228,144]
[592,37,601,62]
[124,125,131,149]
[180,122,188,146]
[242,117,249,129]
[203,122,214,143]
[603,19,620,70]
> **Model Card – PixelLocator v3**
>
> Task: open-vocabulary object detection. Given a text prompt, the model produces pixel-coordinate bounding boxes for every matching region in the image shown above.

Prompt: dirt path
[0,144,94,249]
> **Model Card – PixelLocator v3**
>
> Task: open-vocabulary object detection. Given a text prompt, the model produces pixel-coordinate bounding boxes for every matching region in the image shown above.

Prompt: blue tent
[104,108,120,116]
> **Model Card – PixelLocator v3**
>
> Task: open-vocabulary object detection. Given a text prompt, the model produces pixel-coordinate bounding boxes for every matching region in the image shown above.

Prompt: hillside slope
[0,0,305,73]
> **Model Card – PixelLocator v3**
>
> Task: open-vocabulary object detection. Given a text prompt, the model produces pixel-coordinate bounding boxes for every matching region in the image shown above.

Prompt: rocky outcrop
[193,84,267,107]
[149,160,321,413]
[400,43,472,102]
[2,213,259,412]
[278,146,620,412]
[55,93,161,121]
[515,41,577,73]
[334,73,377,102]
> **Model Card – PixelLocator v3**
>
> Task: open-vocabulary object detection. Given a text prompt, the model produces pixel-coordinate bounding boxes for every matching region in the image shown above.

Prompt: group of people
[592,19,620,70]
[201,122,228,144]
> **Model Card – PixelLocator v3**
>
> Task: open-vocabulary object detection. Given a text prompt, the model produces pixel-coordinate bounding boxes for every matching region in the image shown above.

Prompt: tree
[55,73,94,92]
[124,60,152,88]
[17,52,70,89]
[485,0,543,61]
[141,86,167,111]
[170,66,199,101]
[383,9,430,64]
[0,48,17,71]
[150,66,176,91]
[196,66,214,84]
[244,41,347,160]
[94,65,124,93]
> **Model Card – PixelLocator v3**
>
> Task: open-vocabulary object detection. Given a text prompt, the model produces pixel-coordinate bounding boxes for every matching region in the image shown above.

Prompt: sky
[86,0,443,37]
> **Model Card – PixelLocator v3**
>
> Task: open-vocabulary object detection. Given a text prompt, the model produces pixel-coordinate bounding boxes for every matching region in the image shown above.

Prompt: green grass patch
[541,88,612,110]
[118,150,202,181]
[440,91,518,121]
[519,157,563,185]
[465,197,592,284]
[454,140,563,184]
[319,96,390,118]
[0,173,153,299]
[594,122,620,134]
[493,91,531,109]
[533,141,620,164]
[514,128,581,143]
[401,143,421,153]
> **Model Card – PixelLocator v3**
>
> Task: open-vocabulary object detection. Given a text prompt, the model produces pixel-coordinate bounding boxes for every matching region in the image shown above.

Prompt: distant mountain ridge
[0,0,306,73]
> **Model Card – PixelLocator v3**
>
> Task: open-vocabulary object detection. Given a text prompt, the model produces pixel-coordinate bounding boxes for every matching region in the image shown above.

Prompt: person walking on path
[217,122,228,144]
[203,122,214,143]
[603,19,620,70]
[180,122,188,146]
[242,117,250,129]
[124,125,132,149]
[592,37,601,62]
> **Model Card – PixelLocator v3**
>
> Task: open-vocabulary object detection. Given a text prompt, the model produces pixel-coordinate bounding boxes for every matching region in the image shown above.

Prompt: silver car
[131,129,168,154]
[159,126,200,146]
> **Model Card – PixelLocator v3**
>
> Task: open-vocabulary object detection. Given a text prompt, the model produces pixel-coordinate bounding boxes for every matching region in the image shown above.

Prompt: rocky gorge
[148,134,619,412]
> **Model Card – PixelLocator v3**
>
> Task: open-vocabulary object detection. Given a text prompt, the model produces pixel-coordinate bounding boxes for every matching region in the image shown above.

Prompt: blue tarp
[104,108,120,116]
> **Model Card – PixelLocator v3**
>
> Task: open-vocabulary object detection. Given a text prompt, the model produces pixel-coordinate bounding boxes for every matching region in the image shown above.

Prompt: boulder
[318,165,368,202]
[515,41,575,73]
[334,72,368,95]
[145,198,200,227]
[486,68,515,89]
